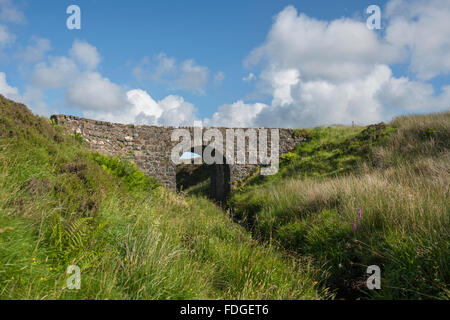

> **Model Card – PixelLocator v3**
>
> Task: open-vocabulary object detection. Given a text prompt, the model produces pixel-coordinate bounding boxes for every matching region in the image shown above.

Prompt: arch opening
[176,149,231,206]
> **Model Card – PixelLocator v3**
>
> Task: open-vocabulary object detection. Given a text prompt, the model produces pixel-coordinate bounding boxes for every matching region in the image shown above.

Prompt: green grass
[239,123,396,190]
[0,95,328,299]
[231,113,450,299]
[2,94,448,300]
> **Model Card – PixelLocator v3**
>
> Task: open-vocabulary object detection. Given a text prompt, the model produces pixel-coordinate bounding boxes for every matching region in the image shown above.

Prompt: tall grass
[231,112,450,299]
[0,95,328,300]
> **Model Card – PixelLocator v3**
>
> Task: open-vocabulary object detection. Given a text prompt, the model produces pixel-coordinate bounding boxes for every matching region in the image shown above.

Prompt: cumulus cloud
[176,59,209,93]
[213,71,225,86]
[245,6,401,82]
[385,0,450,80]
[31,40,100,90]
[28,40,127,115]
[127,88,162,121]
[32,56,78,88]
[0,24,14,46]
[69,39,101,70]
[0,72,53,115]
[243,72,256,82]
[261,68,300,106]
[228,65,449,128]
[204,100,268,127]
[84,89,199,126]
[132,53,209,94]
[0,0,25,24]
[23,40,201,126]
[255,65,392,127]
[65,72,128,111]
[0,71,20,99]
[152,53,176,80]
[156,95,199,126]
[132,56,150,81]
[16,37,51,63]
[230,3,450,128]
[21,86,53,116]
[0,0,24,57]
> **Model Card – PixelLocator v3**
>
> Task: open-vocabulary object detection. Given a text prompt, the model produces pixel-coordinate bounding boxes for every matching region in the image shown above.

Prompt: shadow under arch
[176,146,231,206]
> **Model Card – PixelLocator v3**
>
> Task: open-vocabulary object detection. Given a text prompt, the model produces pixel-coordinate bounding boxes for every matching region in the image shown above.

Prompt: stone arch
[51,114,307,205]
[176,145,231,205]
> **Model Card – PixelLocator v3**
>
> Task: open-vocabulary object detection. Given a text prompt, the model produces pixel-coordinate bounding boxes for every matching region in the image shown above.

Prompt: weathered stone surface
[51,114,305,201]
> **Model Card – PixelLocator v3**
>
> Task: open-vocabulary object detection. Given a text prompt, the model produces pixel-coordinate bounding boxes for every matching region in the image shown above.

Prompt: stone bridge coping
[51,114,298,131]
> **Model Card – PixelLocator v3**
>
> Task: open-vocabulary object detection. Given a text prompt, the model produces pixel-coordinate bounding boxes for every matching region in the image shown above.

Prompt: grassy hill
[230,113,450,299]
[1,94,448,300]
[0,95,329,299]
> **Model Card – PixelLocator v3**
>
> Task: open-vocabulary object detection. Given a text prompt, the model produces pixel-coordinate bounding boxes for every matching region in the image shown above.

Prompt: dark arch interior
[176,147,231,206]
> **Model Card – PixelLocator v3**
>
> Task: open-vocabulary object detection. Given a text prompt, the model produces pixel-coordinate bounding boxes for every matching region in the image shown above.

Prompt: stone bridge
[51,115,305,203]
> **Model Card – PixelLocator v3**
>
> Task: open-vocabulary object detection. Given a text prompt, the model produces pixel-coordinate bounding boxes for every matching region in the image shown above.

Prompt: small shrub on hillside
[93,154,160,192]
[280,152,298,166]
[73,133,84,144]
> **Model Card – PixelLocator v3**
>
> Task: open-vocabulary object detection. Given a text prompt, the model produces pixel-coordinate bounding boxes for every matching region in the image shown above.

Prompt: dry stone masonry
[51,114,305,202]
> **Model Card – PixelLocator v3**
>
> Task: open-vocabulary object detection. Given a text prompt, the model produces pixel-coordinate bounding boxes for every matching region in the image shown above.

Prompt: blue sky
[0,0,449,128]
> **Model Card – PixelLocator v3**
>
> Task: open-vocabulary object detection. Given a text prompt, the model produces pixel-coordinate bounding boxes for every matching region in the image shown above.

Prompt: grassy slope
[231,114,450,299]
[0,95,329,299]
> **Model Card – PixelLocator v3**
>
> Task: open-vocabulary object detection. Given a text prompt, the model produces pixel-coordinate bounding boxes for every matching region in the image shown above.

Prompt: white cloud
[243,72,256,82]
[249,65,449,128]
[213,71,225,86]
[32,56,78,88]
[16,37,51,63]
[127,89,162,120]
[0,0,25,24]
[65,72,128,111]
[84,89,199,127]
[0,0,24,57]
[152,53,176,80]
[245,6,401,82]
[27,40,117,115]
[30,40,100,90]
[0,72,53,116]
[204,100,268,127]
[128,90,199,127]
[21,86,53,116]
[24,40,200,126]
[216,64,449,129]
[227,3,450,128]
[133,53,210,93]
[376,75,438,112]
[255,65,390,127]
[0,24,14,46]
[261,68,299,106]
[385,0,450,80]
[69,39,101,70]
[0,71,20,99]
[176,59,209,94]
[156,95,199,126]
[132,56,150,81]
